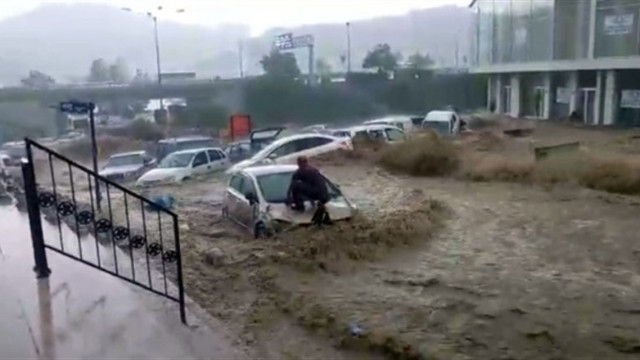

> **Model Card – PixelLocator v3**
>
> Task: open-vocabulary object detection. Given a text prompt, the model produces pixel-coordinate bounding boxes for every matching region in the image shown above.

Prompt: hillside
[0,3,473,84]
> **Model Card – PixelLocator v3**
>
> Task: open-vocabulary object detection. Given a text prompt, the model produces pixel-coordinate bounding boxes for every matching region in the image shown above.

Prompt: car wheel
[254,222,270,239]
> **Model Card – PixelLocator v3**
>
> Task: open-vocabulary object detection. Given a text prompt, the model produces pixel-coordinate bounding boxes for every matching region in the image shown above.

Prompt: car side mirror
[245,192,258,204]
[267,153,278,160]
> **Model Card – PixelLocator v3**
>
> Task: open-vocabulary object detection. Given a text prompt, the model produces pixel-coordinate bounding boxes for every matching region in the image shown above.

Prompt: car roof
[168,147,224,155]
[110,151,146,157]
[266,132,337,147]
[241,164,298,177]
[158,136,215,143]
[348,124,402,132]
[425,110,455,122]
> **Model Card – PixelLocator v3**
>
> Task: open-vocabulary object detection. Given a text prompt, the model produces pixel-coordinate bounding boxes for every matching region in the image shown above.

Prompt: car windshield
[256,171,341,203]
[423,121,450,135]
[158,152,194,168]
[106,154,143,167]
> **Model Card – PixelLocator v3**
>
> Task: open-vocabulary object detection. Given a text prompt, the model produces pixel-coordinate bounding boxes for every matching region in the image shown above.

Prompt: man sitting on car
[287,156,329,213]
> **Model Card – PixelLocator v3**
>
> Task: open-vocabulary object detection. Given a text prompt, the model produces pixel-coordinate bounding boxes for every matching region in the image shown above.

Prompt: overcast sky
[0,0,469,36]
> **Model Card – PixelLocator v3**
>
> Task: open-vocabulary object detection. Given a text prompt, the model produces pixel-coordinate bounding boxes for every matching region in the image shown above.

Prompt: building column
[568,71,579,114]
[603,70,618,125]
[496,76,503,114]
[543,72,552,119]
[510,73,521,118]
[588,0,597,59]
[595,70,604,125]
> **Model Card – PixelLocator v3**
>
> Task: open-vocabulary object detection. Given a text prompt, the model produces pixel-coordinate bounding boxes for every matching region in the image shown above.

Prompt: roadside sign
[274,33,294,50]
[59,101,95,114]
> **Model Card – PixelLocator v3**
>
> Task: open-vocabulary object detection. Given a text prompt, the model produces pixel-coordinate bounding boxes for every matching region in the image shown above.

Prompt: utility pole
[238,40,244,79]
[346,22,352,73]
[152,15,164,110]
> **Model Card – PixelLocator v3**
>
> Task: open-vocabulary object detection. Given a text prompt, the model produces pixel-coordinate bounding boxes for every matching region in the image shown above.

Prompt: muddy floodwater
[24,123,640,359]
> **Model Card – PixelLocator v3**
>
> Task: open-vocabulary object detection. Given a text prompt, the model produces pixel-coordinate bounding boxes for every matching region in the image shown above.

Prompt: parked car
[224,139,251,163]
[249,126,293,153]
[222,164,357,238]
[156,136,220,161]
[227,133,352,173]
[421,110,462,136]
[300,124,328,133]
[99,151,155,182]
[363,116,419,132]
[136,147,229,186]
[341,124,407,143]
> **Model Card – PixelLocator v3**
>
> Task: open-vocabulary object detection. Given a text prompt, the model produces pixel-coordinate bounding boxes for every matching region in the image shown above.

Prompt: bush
[580,159,640,195]
[378,134,459,176]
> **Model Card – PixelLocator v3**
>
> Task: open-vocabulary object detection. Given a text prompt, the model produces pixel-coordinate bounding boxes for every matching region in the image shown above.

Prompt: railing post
[22,142,51,279]
[173,216,187,325]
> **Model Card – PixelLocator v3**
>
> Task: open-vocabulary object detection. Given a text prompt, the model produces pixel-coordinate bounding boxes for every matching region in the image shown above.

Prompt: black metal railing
[21,138,186,324]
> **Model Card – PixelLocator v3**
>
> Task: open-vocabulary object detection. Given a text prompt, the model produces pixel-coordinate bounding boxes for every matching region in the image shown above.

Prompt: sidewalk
[0,205,247,360]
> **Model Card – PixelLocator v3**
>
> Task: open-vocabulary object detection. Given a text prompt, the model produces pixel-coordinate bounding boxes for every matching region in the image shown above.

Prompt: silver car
[222,164,357,238]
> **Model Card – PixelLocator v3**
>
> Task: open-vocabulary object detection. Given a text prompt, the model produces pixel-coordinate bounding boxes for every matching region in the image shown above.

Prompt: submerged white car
[227,133,352,174]
[136,147,229,186]
[99,151,155,182]
[222,164,357,238]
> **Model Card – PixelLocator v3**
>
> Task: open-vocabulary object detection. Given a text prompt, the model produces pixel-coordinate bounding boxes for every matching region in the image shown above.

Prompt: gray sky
[0,0,469,36]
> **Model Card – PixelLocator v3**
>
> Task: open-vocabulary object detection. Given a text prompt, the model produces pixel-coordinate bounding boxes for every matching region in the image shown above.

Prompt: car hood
[227,158,260,174]
[99,164,143,176]
[137,168,188,182]
[265,196,355,225]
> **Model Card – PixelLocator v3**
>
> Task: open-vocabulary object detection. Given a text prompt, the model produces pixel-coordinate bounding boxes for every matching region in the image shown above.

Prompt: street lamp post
[122,7,185,110]
[346,22,352,74]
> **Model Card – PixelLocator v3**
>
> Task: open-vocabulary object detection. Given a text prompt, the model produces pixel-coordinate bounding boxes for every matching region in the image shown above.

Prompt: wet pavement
[0,204,247,360]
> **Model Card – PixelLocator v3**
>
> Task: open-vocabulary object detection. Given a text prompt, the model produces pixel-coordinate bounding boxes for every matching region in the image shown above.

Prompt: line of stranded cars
[97,109,462,238]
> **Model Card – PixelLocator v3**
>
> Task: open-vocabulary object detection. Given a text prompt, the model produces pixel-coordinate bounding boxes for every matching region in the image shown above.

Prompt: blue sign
[59,101,94,114]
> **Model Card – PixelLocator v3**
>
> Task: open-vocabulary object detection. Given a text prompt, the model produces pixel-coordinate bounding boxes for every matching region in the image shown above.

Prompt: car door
[190,151,209,177]
[226,174,245,224]
[298,136,335,157]
[206,149,228,172]
[385,128,407,143]
[266,139,304,164]
[237,175,259,226]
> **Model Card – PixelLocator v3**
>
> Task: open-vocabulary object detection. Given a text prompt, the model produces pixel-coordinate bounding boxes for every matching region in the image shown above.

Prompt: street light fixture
[121,6,186,109]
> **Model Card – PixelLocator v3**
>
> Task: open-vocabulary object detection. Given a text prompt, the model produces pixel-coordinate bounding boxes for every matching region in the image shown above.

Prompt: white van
[421,110,461,136]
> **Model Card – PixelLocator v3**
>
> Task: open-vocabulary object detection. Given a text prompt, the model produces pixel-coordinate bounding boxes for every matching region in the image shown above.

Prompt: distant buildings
[469,0,640,126]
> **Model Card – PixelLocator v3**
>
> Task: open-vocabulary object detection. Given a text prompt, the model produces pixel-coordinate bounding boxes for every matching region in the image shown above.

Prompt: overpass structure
[0,79,241,103]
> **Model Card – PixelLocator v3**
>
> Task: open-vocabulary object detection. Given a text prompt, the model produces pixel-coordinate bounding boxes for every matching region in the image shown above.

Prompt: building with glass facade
[469,0,640,126]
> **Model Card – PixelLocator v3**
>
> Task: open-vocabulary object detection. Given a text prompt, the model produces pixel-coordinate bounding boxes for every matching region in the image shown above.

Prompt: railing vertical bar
[174,213,187,325]
[86,173,101,268]
[105,184,119,275]
[67,163,82,259]
[157,212,168,295]
[140,199,153,289]
[48,153,64,251]
[124,193,136,282]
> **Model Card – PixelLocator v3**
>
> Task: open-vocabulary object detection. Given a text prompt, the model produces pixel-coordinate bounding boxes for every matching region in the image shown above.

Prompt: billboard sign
[274,33,294,50]
[604,14,634,35]
[621,90,640,109]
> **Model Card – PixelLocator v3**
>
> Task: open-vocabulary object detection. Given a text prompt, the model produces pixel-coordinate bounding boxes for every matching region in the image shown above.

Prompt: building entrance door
[534,87,545,118]
[579,88,597,124]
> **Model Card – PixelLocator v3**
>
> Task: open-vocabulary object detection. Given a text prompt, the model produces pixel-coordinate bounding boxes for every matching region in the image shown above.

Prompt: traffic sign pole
[88,103,101,211]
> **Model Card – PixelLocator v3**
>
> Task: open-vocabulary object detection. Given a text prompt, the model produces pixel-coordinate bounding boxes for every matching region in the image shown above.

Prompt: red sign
[229,114,252,141]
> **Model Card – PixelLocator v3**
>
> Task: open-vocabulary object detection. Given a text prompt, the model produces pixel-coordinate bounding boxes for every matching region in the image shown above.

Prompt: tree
[362,43,399,74]
[406,52,435,70]
[20,70,55,89]
[108,58,131,83]
[88,58,110,83]
[260,50,300,79]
